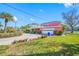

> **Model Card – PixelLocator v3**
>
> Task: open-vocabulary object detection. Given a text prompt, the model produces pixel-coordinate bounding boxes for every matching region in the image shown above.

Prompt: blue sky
[0,3,79,27]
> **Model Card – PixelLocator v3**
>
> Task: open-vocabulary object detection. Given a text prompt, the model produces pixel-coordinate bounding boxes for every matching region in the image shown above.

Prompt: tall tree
[20,25,30,33]
[62,9,79,33]
[0,12,13,32]
[0,22,3,29]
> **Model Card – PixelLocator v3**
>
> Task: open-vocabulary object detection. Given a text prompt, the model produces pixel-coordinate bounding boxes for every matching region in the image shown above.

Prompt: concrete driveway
[0,34,42,45]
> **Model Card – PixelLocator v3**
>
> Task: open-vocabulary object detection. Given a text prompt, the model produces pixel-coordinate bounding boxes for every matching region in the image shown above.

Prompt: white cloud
[30,18,35,21]
[64,3,73,8]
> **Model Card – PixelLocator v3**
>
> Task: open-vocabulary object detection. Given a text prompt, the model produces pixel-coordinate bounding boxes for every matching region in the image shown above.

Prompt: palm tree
[0,22,3,29]
[0,12,13,32]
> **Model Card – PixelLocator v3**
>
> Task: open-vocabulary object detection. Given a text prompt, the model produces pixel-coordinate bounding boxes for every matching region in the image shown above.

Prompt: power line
[1,3,49,20]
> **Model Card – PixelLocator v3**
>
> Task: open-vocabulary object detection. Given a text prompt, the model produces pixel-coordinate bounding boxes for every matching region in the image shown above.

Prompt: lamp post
[12,16,17,29]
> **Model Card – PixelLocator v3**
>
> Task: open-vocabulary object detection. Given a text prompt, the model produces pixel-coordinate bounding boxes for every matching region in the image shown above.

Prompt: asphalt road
[0,34,42,45]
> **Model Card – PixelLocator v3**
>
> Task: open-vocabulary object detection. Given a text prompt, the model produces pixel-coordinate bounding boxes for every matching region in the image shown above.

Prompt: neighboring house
[28,23,40,29]
[28,23,42,33]
[28,21,64,35]
[41,21,64,35]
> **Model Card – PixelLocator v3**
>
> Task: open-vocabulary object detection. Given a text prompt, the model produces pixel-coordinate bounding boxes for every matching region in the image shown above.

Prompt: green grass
[0,34,79,56]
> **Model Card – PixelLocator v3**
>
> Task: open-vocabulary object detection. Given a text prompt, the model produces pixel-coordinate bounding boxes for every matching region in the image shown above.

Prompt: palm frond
[0,12,13,21]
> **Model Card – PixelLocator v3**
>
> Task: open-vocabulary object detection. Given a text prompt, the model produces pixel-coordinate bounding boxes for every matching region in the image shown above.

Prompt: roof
[41,21,61,27]
[55,27,64,31]
[28,23,39,26]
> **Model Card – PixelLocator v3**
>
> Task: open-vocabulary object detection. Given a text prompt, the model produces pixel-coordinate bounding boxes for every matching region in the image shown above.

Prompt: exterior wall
[41,27,55,35]
[42,30,54,35]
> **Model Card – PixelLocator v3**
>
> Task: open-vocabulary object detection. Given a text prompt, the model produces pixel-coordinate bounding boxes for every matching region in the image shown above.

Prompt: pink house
[28,21,64,35]
[40,21,64,35]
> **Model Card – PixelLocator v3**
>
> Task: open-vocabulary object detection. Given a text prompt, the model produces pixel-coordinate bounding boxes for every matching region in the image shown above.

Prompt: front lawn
[0,34,79,56]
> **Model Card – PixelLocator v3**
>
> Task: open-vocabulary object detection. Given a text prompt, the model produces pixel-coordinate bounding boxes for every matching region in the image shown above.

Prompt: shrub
[30,29,42,34]
[0,29,4,33]
[6,27,15,33]
[22,29,29,33]
[41,35,47,38]
[0,31,22,38]
[54,31,64,35]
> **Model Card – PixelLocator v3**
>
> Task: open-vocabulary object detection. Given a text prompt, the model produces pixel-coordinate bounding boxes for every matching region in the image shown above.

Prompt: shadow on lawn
[25,44,79,56]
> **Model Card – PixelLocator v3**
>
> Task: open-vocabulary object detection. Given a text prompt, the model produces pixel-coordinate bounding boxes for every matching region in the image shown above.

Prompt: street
[0,34,42,45]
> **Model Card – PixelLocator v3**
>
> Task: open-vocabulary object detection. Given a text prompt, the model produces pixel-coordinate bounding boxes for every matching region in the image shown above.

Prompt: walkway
[0,34,42,45]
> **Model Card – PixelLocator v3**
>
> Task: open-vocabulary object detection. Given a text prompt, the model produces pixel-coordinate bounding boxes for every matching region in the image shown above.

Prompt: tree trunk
[71,26,74,33]
[4,20,8,33]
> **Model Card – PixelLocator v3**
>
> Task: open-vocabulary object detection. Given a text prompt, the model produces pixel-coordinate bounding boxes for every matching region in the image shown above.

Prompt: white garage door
[42,30,54,35]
